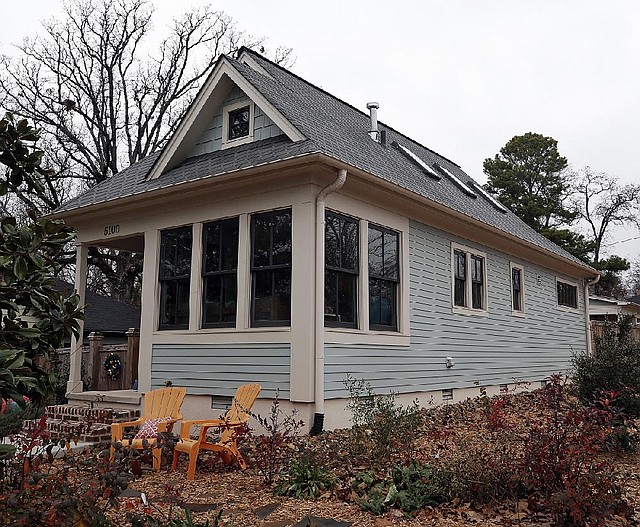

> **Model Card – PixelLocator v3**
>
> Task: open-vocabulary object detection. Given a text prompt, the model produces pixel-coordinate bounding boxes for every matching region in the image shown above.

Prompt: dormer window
[221,100,254,149]
[228,106,250,140]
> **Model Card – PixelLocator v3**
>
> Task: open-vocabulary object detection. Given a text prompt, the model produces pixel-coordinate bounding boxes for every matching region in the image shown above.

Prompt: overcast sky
[2,1,640,259]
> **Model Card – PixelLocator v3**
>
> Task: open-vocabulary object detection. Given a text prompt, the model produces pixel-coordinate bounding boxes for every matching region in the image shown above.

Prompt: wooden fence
[57,330,140,391]
[590,322,640,352]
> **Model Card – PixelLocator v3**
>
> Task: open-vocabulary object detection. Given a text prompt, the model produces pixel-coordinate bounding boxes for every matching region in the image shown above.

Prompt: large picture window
[368,224,399,330]
[325,212,359,327]
[250,209,292,326]
[202,218,239,328]
[557,280,578,309]
[158,226,192,330]
[451,245,487,312]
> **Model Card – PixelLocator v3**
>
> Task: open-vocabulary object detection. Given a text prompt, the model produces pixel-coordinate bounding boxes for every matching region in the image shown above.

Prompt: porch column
[67,243,88,394]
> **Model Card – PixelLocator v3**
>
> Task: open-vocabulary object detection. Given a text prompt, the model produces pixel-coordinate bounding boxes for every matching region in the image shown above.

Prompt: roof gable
[147,56,305,180]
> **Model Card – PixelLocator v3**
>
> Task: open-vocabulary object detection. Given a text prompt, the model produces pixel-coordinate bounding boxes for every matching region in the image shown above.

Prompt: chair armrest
[179,418,247,440]
[111,417,145,440]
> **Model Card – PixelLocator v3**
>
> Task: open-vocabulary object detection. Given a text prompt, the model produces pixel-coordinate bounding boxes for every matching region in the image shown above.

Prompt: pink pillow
[134,417,171,439]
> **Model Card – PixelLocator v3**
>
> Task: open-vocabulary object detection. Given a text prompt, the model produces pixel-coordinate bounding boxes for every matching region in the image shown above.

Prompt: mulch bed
[110,390,640,526]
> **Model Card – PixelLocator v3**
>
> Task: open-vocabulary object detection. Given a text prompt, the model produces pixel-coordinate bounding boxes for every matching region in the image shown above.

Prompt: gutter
[310,168,347,435]
[584,274,601,355]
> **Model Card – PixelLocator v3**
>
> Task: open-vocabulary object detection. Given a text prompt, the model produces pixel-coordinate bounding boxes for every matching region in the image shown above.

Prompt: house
[49,48,599,430]
[55,279,141,345]
[589,296,640,325]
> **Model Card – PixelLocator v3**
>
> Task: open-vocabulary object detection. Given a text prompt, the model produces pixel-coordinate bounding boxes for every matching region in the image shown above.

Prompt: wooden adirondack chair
[172,383,261,480]
[111,386,186,471]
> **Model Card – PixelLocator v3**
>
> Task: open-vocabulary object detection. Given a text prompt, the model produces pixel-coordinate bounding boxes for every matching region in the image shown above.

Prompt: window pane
[203,223,221,273]
[221,219,239,271]
[369,278,396,329]
[325,215,340,268]
[557,282,577,308]
[160,227,192,278]
[337,272,357,324]
[221,274,237,323]
[512,268,522,311]
[159,278,189,328]
[228,106,250,140]
[272,211,292,266]
[252,216,271,268]
[454,251,466,279]
[368,227,383,277]
[454,277,466,307]
[252,269,291,325]
[383,231,399,280]
[472,282,483,309]
[471,255,483,282]
[341,220,358,271]
[324,270,338,322]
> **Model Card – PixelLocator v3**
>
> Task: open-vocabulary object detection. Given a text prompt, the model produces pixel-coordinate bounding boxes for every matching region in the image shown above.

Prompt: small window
[557,280,578,309]
[511,264,524,313]
[325,212,359,327]
[228,105,250,141]
[202,217,239,328]
[451,244,487,312]
[158,226,192,330]
[453,250,466,307]
[221,100,254,149]
[368,224,400,331]
[250,209,292,327]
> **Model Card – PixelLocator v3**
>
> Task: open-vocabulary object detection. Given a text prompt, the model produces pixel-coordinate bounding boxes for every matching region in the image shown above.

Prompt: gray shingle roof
[55,48,590,270]
[55,279,140,335]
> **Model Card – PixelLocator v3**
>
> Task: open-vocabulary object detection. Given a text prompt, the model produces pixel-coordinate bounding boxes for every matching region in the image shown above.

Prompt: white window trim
[556,277,580,311]
[221,99,254,149]
[509,262,525,317]
[451,242,488,316]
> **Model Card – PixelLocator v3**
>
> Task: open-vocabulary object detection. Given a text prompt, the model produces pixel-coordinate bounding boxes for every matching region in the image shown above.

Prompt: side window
[451,244,487,312]
[557,280,578,309]
[250,209,292,326]
[202,217,239,328]
[324,212,359,327]
[511,264,524,313]
[368,224,400,331]
[158,226,192,329]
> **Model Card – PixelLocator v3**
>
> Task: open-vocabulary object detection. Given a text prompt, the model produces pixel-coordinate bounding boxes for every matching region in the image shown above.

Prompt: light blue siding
[189,86,284,157]
[151,343,290,398]
[325,220,586,397]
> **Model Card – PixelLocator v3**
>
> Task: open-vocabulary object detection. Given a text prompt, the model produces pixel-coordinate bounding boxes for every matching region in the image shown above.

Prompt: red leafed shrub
[519,375,625,526]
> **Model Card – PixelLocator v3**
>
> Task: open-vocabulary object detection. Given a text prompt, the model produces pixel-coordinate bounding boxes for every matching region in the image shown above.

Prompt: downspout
[310,168,347,435]
[584,274,601,355]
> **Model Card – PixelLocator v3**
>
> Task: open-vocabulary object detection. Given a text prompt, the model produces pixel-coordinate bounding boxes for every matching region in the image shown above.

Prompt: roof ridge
[236,47,460,169]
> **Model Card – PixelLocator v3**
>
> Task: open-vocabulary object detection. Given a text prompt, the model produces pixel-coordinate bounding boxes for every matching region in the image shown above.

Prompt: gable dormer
[147,55,304,180]
[188,85,285,158]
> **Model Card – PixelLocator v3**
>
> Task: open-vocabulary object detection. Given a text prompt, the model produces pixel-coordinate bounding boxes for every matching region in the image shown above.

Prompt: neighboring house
[50,48,599,430]
[589,296,640,325]
[55,279,141,345]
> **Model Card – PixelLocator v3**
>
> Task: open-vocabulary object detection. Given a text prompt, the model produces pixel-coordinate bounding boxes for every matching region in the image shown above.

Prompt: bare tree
[0,0,291,303]
[571,167,640,264]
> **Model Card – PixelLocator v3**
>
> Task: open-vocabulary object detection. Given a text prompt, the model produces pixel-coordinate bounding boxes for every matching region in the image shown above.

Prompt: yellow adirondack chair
[172,383,261,480]
[111,386,186,471]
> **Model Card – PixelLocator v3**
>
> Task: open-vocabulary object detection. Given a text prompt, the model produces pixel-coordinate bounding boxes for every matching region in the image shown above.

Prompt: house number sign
[103,224,120,237]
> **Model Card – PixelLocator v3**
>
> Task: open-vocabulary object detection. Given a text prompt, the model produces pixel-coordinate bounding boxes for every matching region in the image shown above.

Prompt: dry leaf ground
[111,390,640,526]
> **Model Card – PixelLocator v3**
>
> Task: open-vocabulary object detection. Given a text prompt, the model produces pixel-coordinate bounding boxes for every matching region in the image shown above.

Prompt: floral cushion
[134,417,171,439]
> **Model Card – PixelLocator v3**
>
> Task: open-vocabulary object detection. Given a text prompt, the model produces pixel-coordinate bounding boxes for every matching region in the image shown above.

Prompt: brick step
[22,405,140,444]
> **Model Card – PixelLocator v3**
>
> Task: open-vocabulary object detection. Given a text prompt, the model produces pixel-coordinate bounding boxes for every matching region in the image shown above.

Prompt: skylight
[434,163,477,198]
[392,142,441,180]
[466,180,509,213]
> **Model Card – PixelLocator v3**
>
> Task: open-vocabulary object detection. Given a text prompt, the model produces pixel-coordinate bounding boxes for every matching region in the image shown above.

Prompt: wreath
[103,353,123,381]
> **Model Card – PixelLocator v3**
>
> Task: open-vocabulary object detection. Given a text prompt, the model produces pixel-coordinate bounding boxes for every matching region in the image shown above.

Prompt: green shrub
[352,463,443,516]
[344,375,422,464]
[573,316,640,416]
[275,451,335,499]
